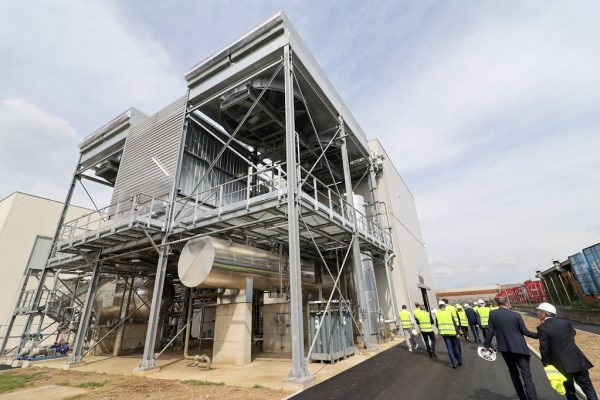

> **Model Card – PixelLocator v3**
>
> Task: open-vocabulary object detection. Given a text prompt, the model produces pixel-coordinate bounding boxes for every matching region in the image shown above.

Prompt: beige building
[0,192,91,345]
[368,139,436,316]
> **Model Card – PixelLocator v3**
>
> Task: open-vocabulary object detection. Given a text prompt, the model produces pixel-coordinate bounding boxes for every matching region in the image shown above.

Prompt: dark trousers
[469,323,481,341]
[481,326,489,340]
[500,352,538,400]
[442,335,462,366]
[461,325,471,341]
[563,369,598,400]
[420,331,436,354]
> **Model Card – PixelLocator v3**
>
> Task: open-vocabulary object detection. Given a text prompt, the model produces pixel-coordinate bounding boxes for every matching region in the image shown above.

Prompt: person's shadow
[469,388,515,400]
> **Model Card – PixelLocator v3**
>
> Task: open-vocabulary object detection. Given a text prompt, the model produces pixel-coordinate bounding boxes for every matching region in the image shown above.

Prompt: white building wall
[0,192,92,342]
[368,140,436,321]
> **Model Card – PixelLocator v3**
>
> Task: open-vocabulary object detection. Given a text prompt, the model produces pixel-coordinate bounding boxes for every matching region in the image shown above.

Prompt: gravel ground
[0,367,290,400]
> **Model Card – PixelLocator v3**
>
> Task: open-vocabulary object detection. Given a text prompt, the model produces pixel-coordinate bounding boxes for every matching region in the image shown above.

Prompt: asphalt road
[292,338,564,400]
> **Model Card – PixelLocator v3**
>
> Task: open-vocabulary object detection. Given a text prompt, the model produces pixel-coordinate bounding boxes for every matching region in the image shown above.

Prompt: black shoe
[452,364,458,369]
[429,352,433,358]
[458,362,463,366]
[433,353,438,358]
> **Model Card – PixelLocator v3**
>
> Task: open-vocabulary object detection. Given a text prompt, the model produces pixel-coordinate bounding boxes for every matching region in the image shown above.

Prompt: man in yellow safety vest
[415,304,437,358]
[399,305,419,352]
[456,305,471,342]
[442,298,459,323]
[436,301,462,369]
[477,300,491,339]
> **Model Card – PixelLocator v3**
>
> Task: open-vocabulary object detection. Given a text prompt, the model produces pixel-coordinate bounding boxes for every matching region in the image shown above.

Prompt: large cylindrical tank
[94,277,174,325]
[178,237,332,291]
[361,252,380,339]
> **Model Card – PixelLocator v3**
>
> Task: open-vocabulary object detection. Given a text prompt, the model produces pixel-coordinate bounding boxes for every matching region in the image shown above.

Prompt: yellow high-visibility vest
[490,305,499,311]
[544,365,567,395]
[457,310,468,326]
[446,304,458,322]
[436,310,457,336]
[415,309,433,333]
[399,310,413,329]
[478,306,491,327]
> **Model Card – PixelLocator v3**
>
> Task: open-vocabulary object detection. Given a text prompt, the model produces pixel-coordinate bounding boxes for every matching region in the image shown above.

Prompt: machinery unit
[307,300,355,363]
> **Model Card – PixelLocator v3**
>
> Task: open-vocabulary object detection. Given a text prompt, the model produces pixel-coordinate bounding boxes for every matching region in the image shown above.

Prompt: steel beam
[68,259,101,364]
[340,129,375,349]
[368,165,400,330]
[284,44,312,382]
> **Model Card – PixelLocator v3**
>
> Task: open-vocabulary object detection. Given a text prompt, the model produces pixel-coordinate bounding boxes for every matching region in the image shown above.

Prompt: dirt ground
[522,314,600,385]
[0,367,291,400]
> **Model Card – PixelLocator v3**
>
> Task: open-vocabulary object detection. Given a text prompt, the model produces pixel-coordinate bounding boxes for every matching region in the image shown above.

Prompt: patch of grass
[0,373,41,394]
[77,380,106,389]
[183,379,225,386]
[55,380,71,386]
[253,384,265,389]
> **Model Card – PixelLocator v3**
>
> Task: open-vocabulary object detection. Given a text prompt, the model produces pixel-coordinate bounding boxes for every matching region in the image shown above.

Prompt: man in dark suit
[484,296,539,400]
[536,302,598,400]
[465,303,481,342]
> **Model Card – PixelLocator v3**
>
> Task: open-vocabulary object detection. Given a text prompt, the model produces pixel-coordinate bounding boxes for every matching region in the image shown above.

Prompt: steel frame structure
[2,12,399,382]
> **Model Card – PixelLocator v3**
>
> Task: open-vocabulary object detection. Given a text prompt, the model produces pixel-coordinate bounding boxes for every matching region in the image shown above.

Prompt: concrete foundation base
[283,374,316,391]
[213,302,252,365]
[62,361,86,370]
[11,360,23,368]
[132,366,161,375]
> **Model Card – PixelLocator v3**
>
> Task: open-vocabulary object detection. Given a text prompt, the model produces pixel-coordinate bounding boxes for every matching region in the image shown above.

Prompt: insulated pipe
[178,237,332,290]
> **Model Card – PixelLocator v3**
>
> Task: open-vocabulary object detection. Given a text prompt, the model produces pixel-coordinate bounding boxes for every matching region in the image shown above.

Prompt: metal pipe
[340,129,374,349]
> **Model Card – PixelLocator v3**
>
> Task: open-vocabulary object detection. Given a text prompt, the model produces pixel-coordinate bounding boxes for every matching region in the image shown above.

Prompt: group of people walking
[398,297,598,400]
[398,298,496,368]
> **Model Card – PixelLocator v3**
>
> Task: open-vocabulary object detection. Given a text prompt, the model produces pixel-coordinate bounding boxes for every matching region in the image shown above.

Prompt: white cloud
[0,0,185,205]
[421,126,600,287]
[0,0,184,134]
[0,99,79,201]
[351,2,600,288]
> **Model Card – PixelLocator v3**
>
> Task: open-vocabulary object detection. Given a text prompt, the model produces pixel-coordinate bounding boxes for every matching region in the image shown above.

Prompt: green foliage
[183,379,225,386]
[0,373,41,394]
[77,380,106,389]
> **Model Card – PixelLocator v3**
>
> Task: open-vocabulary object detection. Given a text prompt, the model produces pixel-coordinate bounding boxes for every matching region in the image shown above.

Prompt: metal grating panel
[179,123,247,205]
[111,96,187,204]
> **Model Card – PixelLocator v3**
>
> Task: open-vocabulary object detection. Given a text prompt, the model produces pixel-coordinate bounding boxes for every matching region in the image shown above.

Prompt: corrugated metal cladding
[110,96,187,204]
[179,123,247,206]
[568,253,598,296]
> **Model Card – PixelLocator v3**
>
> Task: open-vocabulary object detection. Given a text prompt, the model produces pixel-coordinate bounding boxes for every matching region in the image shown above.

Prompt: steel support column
[368,164,400,330]
[340,130,374,349]
[68,259,101,364]
[284,44,311,382]
[138,90,190,371]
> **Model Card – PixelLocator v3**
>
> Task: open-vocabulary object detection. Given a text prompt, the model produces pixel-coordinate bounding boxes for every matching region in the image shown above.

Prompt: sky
[1,0,599,288]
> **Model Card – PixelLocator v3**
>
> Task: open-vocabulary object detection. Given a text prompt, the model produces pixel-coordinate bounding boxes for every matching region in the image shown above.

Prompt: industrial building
[0,192,91,349]
[0,12,434,382]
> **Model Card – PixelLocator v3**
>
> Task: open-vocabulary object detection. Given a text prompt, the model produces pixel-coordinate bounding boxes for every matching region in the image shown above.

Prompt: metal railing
[298,166,392,248]
[173,162,288,224]
[55,194,170,249]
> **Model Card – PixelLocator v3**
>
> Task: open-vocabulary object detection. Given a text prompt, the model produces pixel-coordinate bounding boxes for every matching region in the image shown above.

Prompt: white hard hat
[478,299,485,305]
[438,300,445,305]
[464,303,469,307]
[536,302,556,315]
